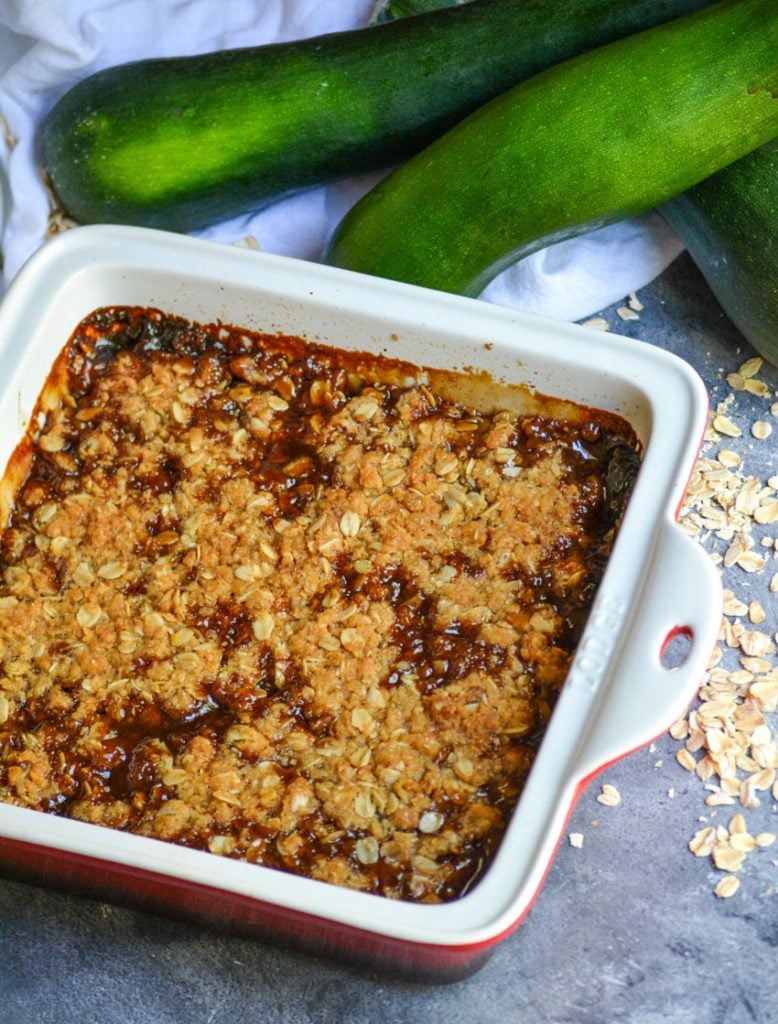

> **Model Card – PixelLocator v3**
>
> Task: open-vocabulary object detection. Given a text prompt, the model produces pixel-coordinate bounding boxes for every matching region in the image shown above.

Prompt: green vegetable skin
[325,0,778,297]
[373,0,472,19]
[42,0,715,231]
[661,142,778,365]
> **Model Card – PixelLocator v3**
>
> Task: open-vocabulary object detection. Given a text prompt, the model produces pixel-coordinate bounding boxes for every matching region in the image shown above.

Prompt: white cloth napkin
[0,0,684,318]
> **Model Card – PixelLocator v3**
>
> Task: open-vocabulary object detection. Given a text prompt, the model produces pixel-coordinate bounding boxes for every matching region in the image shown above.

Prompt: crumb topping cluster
[0,307,638,901]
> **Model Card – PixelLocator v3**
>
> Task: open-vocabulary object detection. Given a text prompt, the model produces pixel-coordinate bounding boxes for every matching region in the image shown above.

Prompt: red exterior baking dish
[0,226,721,981]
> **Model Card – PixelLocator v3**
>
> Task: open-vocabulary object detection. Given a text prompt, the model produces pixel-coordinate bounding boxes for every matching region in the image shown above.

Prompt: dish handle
[571,520,723,779]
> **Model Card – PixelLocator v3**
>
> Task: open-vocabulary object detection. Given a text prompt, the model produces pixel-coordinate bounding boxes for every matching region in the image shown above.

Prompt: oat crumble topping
[0,307,639,902]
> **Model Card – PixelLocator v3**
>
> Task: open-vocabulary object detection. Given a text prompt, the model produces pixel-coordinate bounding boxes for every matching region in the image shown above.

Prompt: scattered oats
[736,550,768,573]
[770,573,778,593]
[717,450,741,468]
[723,536,750,569]
[730,831,757,853]
[596,783,621,807]
[669,717,689,741]
[234,235,260,250]
[755,832,776,848]
[616,306,640,322]
[676,748,697,772]
[743,379,770,398]
[751,724,772,747]
[712,842,746,872]
[580,316,611,332]
[722,590,749,617]
[714,875,740,899]
[689,826,717,857]
[728,813,747,835]
[668,788,676,799]
[739,776,761,810]
[751,767,776,791]
[628,291,644,312]
[712,414,741,437]
[739,630,774,657]
[749,600,766,625]
[755,499,778,525]
[751,421,772,440]
[569,832,585,849]
[740,655,772,674]
[738,356,763,378]
[726,372,746,391]
[705,790,735,807]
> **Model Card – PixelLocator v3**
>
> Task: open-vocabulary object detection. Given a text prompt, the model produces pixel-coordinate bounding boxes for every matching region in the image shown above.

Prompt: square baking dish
[0,225,721,981]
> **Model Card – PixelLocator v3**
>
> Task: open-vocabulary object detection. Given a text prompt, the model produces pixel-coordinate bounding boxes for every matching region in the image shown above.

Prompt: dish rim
[0,225,720,949]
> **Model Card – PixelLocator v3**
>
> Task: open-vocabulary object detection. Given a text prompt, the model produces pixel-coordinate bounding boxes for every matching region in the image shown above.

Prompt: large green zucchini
[373,0,473,18]
[661,142,778,365]
[42,0,714,231]
[325,0,778,297]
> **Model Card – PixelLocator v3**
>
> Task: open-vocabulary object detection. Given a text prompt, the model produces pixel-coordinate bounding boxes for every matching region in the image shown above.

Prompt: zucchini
[325,0,778,297]
[661,142,778,365]
[42,0,715,231]
[372,0,471,20]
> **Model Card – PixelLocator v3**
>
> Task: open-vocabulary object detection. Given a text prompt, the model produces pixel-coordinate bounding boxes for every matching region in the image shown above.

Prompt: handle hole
[661,626,694,670]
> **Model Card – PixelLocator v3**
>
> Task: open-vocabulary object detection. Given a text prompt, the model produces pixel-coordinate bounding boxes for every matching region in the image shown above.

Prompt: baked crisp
[0,307,639,902]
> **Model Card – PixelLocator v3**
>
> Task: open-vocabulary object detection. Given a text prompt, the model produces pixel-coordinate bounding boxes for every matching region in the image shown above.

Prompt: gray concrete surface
[1,253,777,1023]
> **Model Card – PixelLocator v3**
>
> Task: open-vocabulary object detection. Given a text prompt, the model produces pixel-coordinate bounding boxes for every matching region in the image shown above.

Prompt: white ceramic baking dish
[0,225,721,981]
